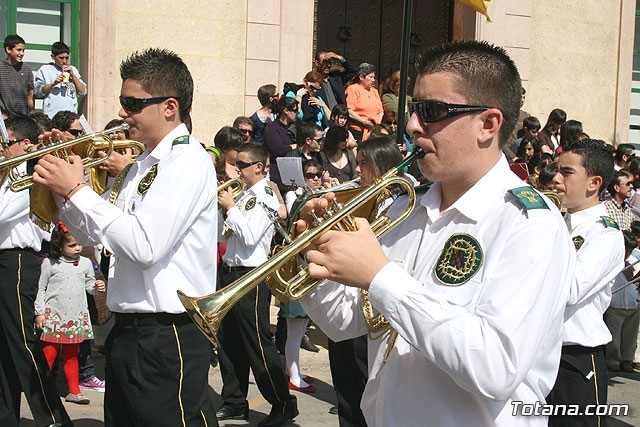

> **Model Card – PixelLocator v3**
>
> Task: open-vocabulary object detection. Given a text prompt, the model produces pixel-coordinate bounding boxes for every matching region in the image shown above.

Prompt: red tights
[41,342,80,395]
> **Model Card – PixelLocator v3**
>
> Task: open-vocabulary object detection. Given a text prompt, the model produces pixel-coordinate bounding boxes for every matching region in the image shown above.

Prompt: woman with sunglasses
[345,63,384,142]
[263,97,299,186]
[285,71,331,128]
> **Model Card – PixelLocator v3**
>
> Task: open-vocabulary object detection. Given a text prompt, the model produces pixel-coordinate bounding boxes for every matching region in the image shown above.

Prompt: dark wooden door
[316,0,453,86]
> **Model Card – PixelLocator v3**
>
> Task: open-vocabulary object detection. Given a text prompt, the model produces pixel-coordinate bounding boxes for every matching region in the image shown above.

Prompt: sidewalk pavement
[19,308,640,426]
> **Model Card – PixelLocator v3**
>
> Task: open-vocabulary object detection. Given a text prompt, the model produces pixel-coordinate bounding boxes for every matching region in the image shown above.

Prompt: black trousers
[218,265,294,411]
[104,312,218,427]
[0,248,71,427]
[328,335,368,427]
[547,345,608,427]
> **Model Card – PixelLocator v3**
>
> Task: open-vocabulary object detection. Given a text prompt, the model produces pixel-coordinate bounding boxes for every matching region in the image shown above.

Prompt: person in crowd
[250,84,277,143]
[97,118,136,178]
[0,35,34,116]
[233,116,254,144]
[298,40,575,426]
[368,124,391,139]
[380,69,412,119]
[214,126,245,180]
[604,170,635,231]
[286,121,324,166]
[35,223,106,405]
[29,111,53,134]
[346,63,384,142]
[557,119,583,154]
[514,135,540,163]
[51,110,83,137]
[1,115,73,427]
[264,97,299,186]
[525,152,553,189]
[217,142,299,426]
[287,71,331,128]
[321,125,357,183]
[605,228,640,373]
[33,47,219,427]
[548,139,624,427]
[34,41,87,118]
[509,86,530,144]
[284,159,326,212]
[538,161,559,191]
[510,115,540,154]
[537,108,566,152]
[314,50,358,111]
[326,104,357,151]
[614,143,636,171]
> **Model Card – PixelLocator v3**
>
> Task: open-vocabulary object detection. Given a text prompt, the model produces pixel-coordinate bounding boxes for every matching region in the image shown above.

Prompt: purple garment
[263,119,295,183]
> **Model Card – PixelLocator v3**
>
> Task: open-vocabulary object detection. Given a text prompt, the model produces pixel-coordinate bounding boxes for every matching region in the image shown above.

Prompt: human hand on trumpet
[97,147,133,176]
[217,186,235,212]
[32,129,86,198]
[295,191,390,290]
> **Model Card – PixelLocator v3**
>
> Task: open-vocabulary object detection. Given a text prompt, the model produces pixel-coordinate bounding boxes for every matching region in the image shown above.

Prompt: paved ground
[19,307,640,426]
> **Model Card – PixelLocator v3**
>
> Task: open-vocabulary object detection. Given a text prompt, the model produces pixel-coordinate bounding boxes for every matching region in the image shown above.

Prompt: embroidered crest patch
[572,236,585,251]
[245,197,256,210]
[601,216,620,230]
[508,186,549,210]
[434,233,483,286]
[137,163,158,195]
[265,186,273,196]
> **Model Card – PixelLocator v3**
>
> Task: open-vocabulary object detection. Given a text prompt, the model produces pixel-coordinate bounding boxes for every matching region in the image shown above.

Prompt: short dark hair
[303,159,323,173]
[104,118,129,138]
[607,170,633,197]
[330,104,349,122]
[416,40,521,148]
[5,115,40,145]
[563,139,614,196]
[523,116,540,131]
[233,116,253,129]
[358,136,403,178]
[51,111,79,132]
[298,122,321,145]
[120,48,193,121]
[274,97,298,116]
[4,35,25,50]
[29,112,52,133]
[615,143,635,163]
[51,41,69,56]
[257,84,277,106]
[237,142,268,165]
[622,230,637,252]
[539,161,559,189]
[213,126,244,152]
[358,63,376,78]
[323,125,348,157]
[559,120,583,147]
[49,223,69,259]
[630,221,640,239]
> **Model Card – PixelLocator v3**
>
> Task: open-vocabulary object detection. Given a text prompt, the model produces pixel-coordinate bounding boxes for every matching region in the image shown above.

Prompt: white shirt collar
[565,203,606,231]
[136,123,189,165]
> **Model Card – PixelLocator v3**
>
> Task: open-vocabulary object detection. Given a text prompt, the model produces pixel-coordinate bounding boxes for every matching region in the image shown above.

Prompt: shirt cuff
[63,185,98,212]
[224,205,242,228]
[367,261,416,320]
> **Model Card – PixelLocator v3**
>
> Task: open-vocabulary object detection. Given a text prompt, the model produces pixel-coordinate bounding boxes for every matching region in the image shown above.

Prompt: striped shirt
[0,59,34,116]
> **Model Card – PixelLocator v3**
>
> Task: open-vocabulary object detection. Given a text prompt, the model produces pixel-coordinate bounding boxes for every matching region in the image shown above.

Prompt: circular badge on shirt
[245,197,256,210]
[434,233,483,286]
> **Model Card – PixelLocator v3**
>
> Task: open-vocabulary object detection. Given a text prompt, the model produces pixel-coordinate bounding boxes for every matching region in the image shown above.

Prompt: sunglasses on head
[304,172,322,179]
[67,128,83,137]
[119,96,178,113]
[407,100,490,123]
[235,160,262,169]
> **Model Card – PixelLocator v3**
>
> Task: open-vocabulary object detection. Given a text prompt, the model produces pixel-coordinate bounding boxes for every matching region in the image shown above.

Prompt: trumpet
[217,177,244,199]
[0,124,129,192]
[85,139,145,194]
[178,148,424,346]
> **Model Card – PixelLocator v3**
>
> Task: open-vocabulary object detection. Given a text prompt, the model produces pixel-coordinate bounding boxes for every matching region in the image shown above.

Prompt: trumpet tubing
[178,149,423,346]
[217,177,244,199]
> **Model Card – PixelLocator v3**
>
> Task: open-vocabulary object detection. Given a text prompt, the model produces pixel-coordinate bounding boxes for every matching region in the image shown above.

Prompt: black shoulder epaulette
[507,186,549,211]
[601,216,620,229]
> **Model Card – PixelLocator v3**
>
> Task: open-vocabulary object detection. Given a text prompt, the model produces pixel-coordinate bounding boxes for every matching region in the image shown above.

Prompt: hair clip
[57,221,68,233]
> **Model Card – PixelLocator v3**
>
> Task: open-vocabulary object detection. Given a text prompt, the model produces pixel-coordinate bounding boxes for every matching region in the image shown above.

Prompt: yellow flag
[457,0,491,22]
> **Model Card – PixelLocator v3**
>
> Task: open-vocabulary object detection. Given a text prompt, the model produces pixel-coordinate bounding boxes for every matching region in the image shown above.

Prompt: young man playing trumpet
[32,48,219,427]
[297,41,575,426]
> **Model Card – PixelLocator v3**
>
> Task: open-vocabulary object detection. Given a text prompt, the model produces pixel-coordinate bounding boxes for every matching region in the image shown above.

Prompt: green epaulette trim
[172,135,189,146]
[601,216,620,229]
[508,186,549,210]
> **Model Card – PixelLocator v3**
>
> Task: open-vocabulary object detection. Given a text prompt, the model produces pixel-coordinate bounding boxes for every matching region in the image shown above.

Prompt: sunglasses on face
[67,128,83,137]
[6,138,25,146]
[119,96,177,113]
[304,172,322,179]
[407,100,490,123]
[239,128,253,135]
[235,160,262,169]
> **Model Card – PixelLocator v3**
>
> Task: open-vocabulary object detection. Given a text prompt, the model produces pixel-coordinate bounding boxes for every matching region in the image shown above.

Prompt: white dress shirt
[220,177,279,267]
[0,162,43,251]
[562,203,624,346]
[610,255,640,309]
[61,124,218,313]
[301,156,575,427]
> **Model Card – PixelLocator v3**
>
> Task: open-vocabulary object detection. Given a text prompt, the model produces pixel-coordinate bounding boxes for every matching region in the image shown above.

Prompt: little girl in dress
[35,222,105,404]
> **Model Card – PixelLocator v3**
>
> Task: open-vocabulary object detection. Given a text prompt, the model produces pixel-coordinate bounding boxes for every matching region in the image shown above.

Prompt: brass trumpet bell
[178,149,424,346]
[85,139,145,194]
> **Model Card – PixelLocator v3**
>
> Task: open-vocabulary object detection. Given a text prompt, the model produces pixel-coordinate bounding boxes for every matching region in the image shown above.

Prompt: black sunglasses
[6,138,25,146]
[119,96,178,113]
[304,172,322,179]
[408,100,490,123]
[67,128,83,137]
[239,129,253,135]
[235,160,262,169]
